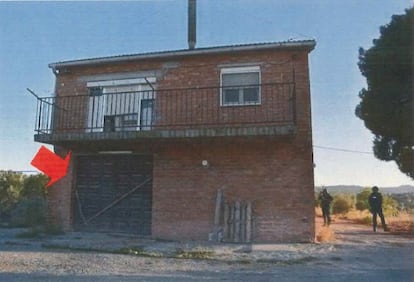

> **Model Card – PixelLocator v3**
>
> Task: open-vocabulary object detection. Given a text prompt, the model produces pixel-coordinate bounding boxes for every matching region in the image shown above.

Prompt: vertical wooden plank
[229,203,234,242]
[214,189,223,227]
[223,203,229,241]
[234,201,241,243]
[246,202,252,243]
[240,202,246,242]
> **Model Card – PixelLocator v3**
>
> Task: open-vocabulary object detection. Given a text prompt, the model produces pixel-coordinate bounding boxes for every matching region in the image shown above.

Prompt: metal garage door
[74,154,152,235]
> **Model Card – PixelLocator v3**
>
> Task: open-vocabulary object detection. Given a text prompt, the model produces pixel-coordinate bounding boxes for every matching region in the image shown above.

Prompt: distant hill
[315,185,414,194]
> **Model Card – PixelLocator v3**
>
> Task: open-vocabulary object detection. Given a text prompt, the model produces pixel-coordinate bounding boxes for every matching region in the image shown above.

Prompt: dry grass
[340,209,414,234]
[387,212,414,234]
[339,209,372,225]
[316,226,335,243]
[315,207,414,240]
[315,207,335,242]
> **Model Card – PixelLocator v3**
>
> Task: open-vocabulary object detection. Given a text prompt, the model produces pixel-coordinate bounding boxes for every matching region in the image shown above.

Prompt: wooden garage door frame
[73,153,153,235]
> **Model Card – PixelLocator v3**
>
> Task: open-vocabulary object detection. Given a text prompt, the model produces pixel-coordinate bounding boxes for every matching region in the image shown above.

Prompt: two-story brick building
[34,39,316,243]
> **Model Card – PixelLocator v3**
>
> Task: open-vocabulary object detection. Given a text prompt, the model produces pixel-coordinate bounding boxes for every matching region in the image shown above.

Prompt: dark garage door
[74,154,152,235]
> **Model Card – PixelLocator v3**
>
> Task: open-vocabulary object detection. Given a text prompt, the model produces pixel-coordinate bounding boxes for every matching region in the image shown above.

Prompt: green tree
[0,171,24,216]
[0,171,48,226]
[22,174,48,199]
[355,8,414,179]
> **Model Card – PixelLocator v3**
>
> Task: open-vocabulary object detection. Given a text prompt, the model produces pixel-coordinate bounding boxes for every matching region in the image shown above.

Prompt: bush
[22,174,48,199]
[355,188,400,217]
[0,171,25,217]
[383,195,400,217]
[0,171,48,227]
[342,209,372,224]
[332,194,354,214]
[10,197,47,227]
[355,188,371,211]
[355,201,367,211]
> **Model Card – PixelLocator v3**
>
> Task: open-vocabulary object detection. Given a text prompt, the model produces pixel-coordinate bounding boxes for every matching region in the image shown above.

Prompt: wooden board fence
[209,189,253,243]
[223,201,252,243]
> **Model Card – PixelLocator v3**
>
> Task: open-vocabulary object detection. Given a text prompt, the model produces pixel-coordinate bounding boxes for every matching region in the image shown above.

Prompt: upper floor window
[220,66,261,106]
[86,77,156,132]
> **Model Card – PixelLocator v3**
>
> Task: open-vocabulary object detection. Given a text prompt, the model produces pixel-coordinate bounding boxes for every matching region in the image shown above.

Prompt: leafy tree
[22,174,48,199]
[355,8,414,179]
[0,171,24,216]
[0,171,48,226]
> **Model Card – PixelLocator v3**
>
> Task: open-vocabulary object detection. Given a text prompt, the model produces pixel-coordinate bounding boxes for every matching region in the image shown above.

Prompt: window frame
[86,77,156,132]
[220,66,261,107]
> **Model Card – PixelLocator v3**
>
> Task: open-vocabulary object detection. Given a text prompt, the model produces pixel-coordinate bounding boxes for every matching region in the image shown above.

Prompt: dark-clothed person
[319,189,333,226]
[368,186,388,232]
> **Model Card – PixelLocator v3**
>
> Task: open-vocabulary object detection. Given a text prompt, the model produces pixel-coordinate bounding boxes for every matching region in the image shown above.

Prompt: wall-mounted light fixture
[201,160,209,167]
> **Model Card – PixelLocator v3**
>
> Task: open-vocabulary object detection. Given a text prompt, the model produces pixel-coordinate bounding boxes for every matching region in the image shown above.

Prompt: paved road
[0,222,413,282]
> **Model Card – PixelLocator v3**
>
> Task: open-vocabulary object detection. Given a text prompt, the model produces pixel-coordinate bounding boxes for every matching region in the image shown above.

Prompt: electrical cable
[313,145,372,155]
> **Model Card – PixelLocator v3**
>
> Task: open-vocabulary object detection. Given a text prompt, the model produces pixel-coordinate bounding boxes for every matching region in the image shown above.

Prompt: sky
[0,0,413,187]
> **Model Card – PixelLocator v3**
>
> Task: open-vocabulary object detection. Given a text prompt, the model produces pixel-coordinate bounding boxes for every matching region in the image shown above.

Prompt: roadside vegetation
[0,170,63,236]
[315,188,414,239]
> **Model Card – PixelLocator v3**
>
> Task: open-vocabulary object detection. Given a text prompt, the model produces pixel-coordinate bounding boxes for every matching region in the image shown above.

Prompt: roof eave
[49,40,316,70]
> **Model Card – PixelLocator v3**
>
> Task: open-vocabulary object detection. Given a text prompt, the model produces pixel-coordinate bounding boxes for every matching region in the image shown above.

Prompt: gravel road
[1,221,413,282]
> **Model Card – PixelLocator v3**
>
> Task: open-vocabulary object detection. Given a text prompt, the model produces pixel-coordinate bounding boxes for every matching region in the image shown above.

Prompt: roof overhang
[49,40,316,71]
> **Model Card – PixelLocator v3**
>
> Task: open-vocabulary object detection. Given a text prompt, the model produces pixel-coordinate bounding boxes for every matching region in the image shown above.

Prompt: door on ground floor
[73,154,153,235]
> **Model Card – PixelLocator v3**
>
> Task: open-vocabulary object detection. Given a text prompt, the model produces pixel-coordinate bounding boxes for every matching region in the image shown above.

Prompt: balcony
[34,83,296,144]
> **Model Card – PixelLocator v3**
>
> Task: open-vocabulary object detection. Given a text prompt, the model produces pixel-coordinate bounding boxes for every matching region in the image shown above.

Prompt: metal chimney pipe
[188,0,196,49]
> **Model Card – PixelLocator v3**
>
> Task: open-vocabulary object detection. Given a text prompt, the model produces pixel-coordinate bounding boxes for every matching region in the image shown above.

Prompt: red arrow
[31,146,72,188]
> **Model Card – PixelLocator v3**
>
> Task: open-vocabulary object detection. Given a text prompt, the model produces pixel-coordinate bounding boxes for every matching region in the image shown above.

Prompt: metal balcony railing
[34,83,296,136]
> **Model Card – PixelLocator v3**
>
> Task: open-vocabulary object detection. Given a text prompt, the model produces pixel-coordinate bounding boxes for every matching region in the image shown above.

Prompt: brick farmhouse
[34,40,316,243]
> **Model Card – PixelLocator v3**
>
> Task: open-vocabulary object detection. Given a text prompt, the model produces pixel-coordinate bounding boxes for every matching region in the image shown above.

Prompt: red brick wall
[47,47,315,242]
[152,137,314,243]
[53,50,308,132]
[46,146,74,231]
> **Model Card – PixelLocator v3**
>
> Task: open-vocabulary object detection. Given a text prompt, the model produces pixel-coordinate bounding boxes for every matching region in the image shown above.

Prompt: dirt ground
[0,218,413,282]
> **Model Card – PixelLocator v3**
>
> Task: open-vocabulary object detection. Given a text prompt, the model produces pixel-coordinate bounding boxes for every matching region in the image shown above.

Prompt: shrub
[332,194,354,214]
[355,188,400,217]
[355,188,371,211]
[10,197,47,227]
[22,174,48,199]
[0,172,48,226]
[383,195,400,217]
[0,171,24,217]
[342,209,372,224]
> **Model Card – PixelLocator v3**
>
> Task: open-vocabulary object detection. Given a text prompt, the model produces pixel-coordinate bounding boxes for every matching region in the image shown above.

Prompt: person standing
[319,188,333,226]
[368,186,389,232]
